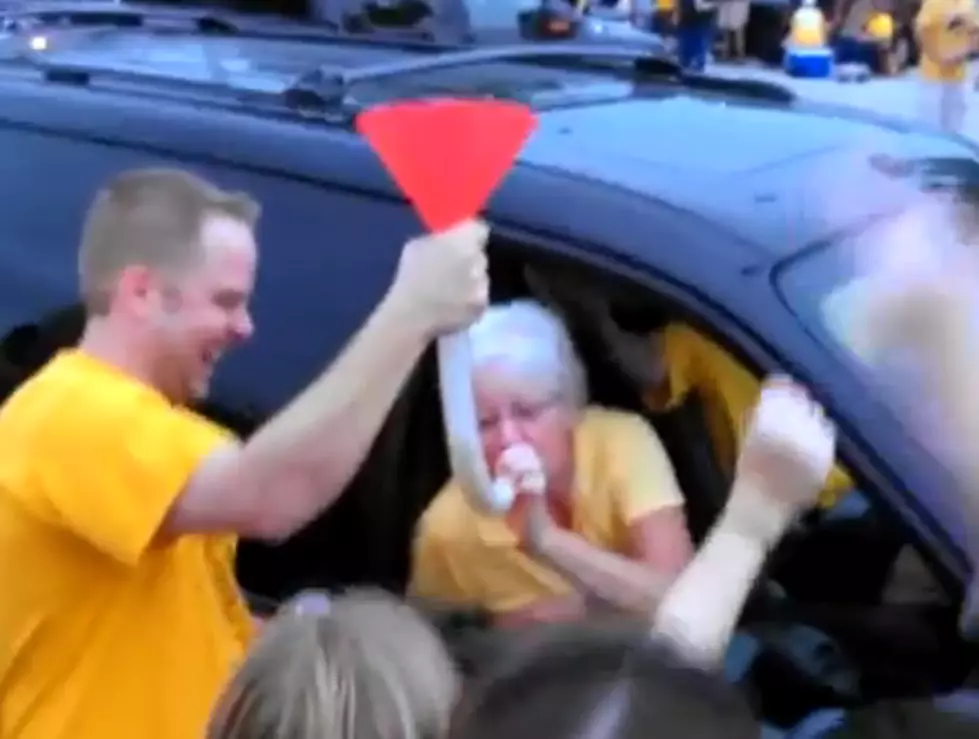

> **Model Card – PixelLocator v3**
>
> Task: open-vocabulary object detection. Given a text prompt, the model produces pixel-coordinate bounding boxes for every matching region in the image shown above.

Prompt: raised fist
[391,219,490,338]
[728,378,837,544]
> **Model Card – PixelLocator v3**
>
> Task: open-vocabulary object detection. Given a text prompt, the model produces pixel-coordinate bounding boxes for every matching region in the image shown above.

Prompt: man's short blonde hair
[208,588,459,739]
[79,168,260,314]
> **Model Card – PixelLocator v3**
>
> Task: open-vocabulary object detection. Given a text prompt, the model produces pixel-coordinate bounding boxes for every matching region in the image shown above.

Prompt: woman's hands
[495,443,553,552]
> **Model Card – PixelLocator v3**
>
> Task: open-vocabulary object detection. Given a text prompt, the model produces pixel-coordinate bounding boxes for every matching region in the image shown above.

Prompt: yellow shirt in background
[410,407,685,615]
[646,323,853,509]
[916,0,979,81]
[0,350,254,739]
[866,12,895,42]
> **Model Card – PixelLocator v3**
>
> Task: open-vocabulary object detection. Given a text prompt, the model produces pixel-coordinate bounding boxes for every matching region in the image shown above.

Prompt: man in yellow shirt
[411,301,695,625]
[915,0,979,132]
[0,169,490,738]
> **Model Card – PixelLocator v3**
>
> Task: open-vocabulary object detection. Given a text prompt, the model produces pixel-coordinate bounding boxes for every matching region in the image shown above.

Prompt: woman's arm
[493,594,589,628]
[502,380,835,667]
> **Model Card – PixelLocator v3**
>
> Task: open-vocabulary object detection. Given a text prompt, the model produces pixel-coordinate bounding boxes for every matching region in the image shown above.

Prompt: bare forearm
[653,482,782,669]
[494,593,588,627]
[534,527,673,615]
[240,290,429,539]
[653,522,768,669]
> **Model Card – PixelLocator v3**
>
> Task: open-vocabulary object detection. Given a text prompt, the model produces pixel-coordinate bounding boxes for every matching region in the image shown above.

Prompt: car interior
[0,235,975,729]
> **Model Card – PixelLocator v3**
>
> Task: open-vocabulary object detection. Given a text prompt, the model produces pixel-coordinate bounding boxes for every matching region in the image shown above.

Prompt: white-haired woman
[410,299,696,627]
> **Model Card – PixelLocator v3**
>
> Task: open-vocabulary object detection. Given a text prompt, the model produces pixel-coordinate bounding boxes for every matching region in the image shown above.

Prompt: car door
[499,218,975,711]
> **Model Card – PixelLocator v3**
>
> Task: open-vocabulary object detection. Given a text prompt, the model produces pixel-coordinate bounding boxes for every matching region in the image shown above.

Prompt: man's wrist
[377,284,435,349]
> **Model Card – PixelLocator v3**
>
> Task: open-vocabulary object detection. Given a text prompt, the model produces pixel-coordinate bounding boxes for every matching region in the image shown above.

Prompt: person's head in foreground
[450,620,760,739]
[79,168,260,403]
[208,588,459,739]
[469,299,588,501]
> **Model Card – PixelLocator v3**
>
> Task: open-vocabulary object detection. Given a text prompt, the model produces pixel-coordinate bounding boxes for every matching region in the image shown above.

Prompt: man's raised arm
[165,220,490,541]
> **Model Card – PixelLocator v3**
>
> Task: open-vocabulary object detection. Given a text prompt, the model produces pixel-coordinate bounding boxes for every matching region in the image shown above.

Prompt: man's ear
[114,264,159,318]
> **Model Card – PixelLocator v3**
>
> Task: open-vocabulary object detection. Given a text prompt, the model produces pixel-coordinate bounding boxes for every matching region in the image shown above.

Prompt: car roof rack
[288,43,678,104]
[0,51,299,115]
[284,42,795,110]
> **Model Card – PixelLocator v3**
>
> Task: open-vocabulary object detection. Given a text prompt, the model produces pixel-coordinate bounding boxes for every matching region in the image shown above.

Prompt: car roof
[1,4,975,265]
[521,95,979,255]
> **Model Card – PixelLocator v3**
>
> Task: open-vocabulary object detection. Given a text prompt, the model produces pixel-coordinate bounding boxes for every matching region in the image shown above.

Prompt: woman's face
[473,360,578,496]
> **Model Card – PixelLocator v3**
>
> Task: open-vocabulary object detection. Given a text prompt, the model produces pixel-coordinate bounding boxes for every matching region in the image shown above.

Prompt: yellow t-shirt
[0,350,255,739]
[916,0,979,81]
[866,12,895,42]
[410,407,685,615]
[646,323,853,509]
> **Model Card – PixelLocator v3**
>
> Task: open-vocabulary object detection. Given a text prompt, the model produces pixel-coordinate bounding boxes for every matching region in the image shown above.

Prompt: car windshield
[778,154,979,401]
[776,153,979,546]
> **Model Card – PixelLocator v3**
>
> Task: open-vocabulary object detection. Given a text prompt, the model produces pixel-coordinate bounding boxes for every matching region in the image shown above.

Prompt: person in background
[209,588,458,739]
[718,0,752,60]
[411,300,696,627]
[832,0,898,74]
[915,0,979,132]
[866,0,898,73]
[652,0,679,41]
[676,0,718,70]
[0,168,488,739]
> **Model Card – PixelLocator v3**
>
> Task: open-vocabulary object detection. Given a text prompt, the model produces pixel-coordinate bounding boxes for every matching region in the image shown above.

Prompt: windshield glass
[776,153,979,546]
[778,155,979,399]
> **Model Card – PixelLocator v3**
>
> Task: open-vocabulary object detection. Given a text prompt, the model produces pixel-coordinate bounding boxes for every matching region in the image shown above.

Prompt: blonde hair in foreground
[79,168,260,315]
[208,588,459,739]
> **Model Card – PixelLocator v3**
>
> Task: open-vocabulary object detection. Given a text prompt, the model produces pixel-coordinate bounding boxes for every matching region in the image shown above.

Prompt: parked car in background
[308,0,667,49]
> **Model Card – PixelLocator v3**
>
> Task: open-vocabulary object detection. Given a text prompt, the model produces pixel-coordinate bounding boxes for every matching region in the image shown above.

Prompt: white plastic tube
[437,332,516,513]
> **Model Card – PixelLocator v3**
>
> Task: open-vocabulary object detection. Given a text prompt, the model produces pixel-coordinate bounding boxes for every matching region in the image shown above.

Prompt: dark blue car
[0,1,976,729]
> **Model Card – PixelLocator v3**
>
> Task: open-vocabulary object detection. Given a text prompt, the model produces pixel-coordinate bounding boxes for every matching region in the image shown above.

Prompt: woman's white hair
[468,299,587,408]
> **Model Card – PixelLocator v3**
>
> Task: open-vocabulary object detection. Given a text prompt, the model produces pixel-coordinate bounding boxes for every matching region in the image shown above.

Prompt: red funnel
[356,98,537,232]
